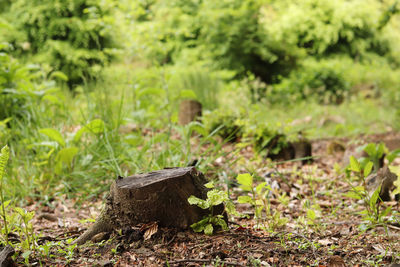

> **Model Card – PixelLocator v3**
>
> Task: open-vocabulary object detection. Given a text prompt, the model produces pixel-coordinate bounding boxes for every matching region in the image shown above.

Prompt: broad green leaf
[349,156,361,172]
[204,223,213,235]
[237,195,253,204]
[188,195,209,209]
[204,182,214,189]
[364,161,374,177]
[376,143,386,158]
[236,173,253,191]
[206,189,227,206]
[190,217,208,232]
[56,147,79,165]
[363,143,376,157]
[39,128,65,147]
[215,216,228,231]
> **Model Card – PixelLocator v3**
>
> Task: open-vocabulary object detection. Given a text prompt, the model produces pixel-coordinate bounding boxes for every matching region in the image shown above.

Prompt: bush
[263,0,391,60]
[129,0,299,83]
[1,0,117,87]
[270,58,350,104]
[203,110,244,142]
[0,44,58,123]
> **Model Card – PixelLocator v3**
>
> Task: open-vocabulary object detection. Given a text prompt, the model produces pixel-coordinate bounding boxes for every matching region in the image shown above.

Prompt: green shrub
[129,0,299,83]
[0,47,59,122]
[271,58,350,104]
[203,110,244,142]
[263,0,392,60]
[2,0,117,87]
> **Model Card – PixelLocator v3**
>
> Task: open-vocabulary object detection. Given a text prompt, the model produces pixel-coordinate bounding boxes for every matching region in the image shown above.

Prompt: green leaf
[344,191,361,199]
[387,149,400,164]
[206,189,227,206]
[214,216,228,231]
[255,182,267,195]
[370,186,381,208]
[237,195,253,204]
[14,207,25,216]
[225,201,239,216]
[204,182,214,189]
[39,128,65,147]
[190,217,208,232]
[188,195,209,209]
[49,71,68,81]
[56,147,79,165]
[204,223,213,235]
[363,143,376,157]
[364,161,374,177]
[349,156,361,172]
[236,173,253,191]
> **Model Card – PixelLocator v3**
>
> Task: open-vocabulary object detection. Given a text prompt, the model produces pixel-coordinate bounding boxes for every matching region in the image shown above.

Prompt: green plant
[236,173,288,230]
[188,183,236,235]
[2,0,117,87]
[203,110,244,142]
[345,156,391,227]
[359,143,388,172]
[0,145,10,245]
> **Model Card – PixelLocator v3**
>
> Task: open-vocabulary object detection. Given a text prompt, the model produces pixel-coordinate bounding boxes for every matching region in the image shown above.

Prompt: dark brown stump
[74,167,223,245]
[179,100,202,125]
[0,245,15,267]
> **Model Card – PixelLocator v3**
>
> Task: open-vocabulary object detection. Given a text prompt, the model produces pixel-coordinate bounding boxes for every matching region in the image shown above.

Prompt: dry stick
[167,258,246,267]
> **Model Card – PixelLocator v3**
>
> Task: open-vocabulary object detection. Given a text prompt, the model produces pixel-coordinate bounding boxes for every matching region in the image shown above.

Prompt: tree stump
[179,100,202,125]
[74,167,224,245]
[0,245,15,267]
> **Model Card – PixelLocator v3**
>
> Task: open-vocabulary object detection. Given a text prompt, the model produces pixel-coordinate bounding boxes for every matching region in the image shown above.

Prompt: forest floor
[17,132,400,266]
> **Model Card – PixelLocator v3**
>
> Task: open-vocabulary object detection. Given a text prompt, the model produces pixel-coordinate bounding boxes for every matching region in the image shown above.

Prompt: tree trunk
[179,100,202,125]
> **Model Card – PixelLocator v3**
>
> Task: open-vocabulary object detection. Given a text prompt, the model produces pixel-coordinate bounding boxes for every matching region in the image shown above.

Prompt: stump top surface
[117,167,198,189]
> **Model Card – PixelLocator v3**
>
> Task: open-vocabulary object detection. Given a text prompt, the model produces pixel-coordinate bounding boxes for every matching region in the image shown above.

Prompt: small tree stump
[179,100,202,125]
[0,245,15,267]
[74,167,224,245]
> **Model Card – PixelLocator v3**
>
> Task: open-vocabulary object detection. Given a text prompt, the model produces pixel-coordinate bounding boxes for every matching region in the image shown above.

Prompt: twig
[167,258,246,266]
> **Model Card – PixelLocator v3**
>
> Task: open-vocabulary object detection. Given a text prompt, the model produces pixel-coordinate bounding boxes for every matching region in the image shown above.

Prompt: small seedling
[188,182,236,235]
[345,156,391,227]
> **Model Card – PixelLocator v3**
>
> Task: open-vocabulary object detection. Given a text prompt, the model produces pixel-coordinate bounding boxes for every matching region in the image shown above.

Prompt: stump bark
[0,245,15,267]
[74,167,224,245]
[179,100,202,125]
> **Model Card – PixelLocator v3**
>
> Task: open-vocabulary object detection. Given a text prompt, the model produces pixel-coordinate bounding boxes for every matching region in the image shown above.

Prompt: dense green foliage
[0,0,117,87]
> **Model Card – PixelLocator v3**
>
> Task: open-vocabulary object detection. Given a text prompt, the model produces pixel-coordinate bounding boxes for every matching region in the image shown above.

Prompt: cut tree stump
[179,100,202,125]
[74,167,224,245]
[0,245,15,267]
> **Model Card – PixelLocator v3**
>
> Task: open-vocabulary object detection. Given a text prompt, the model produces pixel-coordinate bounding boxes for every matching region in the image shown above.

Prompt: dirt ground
[13,132,400,266]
